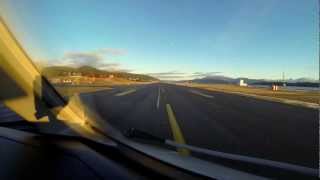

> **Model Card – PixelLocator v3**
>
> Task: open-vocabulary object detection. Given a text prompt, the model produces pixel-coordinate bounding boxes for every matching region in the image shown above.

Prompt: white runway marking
[115,89,136,96]
[189,90,214,99]
[157,87,161,109]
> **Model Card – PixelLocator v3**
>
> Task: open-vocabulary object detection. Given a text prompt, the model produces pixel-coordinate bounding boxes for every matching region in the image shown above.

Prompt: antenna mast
[282,72,286,87]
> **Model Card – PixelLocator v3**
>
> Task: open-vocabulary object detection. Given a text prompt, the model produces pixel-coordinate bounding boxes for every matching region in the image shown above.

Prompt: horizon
[0,0,318,80]
[44,64,318,82]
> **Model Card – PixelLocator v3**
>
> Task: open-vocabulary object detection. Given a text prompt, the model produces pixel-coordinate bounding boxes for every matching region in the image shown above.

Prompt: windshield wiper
[124,128,317,177]
[125,127,166,143]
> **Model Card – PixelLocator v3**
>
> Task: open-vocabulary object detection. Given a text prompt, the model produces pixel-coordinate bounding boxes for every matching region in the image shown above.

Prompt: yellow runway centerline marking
[189,90,214,99]
[115,89,137,96]
[166,104,190,156]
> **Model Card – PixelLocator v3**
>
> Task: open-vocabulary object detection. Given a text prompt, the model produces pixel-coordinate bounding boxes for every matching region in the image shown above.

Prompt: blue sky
[0,0,318,80]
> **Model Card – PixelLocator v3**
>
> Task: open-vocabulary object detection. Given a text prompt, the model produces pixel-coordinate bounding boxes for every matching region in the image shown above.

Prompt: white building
[239,79,248,87]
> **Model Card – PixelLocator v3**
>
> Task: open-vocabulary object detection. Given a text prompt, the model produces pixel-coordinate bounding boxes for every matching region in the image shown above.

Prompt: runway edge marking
[115,89,137,96]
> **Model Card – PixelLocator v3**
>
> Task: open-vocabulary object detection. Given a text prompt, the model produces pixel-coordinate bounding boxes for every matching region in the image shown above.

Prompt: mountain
[192,75,234,84]
[233,77,268,84]
[191,75,265,84]
[189,75,318,87]
[286,78,318,83]
[42,66,159,82]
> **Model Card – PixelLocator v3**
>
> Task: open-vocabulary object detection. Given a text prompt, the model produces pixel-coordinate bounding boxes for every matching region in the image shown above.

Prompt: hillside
[42,66,158,82]
[189,75,318,87]
[191,75,234,84]
[190,75,262,84]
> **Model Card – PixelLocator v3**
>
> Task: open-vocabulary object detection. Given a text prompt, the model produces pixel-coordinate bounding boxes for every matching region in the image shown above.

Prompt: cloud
[191,72,222,78]
[156,75,187,79]
[147,71,185,76]
[95,48,127,56]
[147,71,187,79]
[50,48,127,71]
[146,71,223,80]
[63,52,101,66]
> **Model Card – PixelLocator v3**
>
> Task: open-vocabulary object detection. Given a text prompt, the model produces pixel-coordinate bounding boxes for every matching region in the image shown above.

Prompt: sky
[0,0,318,80]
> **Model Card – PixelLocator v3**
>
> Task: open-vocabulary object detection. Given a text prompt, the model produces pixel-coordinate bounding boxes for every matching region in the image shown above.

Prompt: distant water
[250,85,319,92]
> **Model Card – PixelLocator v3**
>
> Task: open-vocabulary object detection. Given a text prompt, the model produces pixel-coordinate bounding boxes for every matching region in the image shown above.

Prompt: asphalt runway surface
[80,83,318,168]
